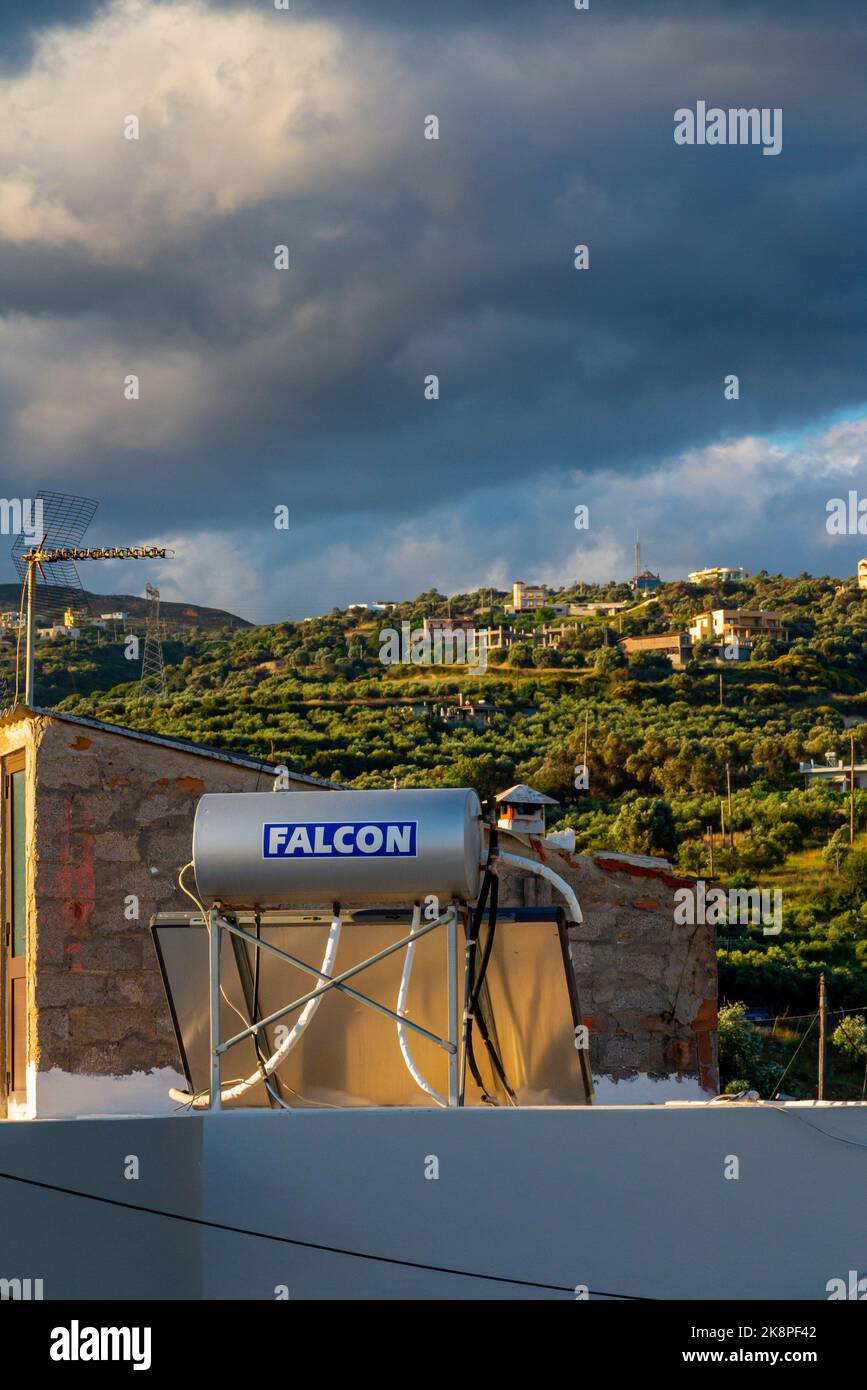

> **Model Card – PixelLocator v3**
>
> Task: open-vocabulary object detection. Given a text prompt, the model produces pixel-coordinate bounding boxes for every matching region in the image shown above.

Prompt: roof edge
[0,703,341,789]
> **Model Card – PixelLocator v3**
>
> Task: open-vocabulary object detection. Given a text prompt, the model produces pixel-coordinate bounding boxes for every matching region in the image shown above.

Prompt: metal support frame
[206,903,464,1110]
[208,908,222,1112]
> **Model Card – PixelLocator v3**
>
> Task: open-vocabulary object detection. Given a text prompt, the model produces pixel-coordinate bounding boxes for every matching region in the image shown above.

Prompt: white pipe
[170,911,342,1108]
[396,904,447,1107]
[496,850,583,924]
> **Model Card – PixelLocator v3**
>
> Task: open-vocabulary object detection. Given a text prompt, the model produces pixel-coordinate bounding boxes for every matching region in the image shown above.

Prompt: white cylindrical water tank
[192,788,483,906]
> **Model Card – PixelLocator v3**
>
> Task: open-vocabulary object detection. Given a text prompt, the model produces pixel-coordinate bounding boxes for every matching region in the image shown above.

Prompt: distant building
[495,784,559,837]
[438,694,496,727]
[422,616,476,636]
[37,625,80,640]
[475,625,516,650]
[510,581,549,612]
[620,633,693,667]
[688,566,749,585]
[99,611,129,622]
[348,601,396,613]
[688,608,783,644]
[525,603,575,617]
[537,622,582,649]
[800,757,867,790]
[629,568,662,593]
[709,640,751,662]
[568,601,630,617]
[858,560,867,590]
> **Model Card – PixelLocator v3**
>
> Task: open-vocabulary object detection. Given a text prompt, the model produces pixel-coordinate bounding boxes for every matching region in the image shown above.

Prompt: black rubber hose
[250,913,283,1107]
[471,875,499,1012]
[469,873,517,1103]
[464,868,492,1097]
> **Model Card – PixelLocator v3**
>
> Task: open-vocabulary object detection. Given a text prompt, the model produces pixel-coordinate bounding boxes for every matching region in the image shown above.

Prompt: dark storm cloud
[0,0,104,70]
[1,0,866,603]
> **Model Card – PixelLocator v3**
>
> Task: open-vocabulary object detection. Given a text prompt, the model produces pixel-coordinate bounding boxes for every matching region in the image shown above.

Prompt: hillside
[0,584,250,632]
[11,570,867,1096]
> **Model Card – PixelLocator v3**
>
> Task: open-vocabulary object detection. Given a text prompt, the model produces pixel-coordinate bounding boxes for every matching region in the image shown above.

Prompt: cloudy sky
[1,0,866,620]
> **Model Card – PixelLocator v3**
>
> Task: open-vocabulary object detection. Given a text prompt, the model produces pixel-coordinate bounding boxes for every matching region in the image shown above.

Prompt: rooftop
[495,783,560,806]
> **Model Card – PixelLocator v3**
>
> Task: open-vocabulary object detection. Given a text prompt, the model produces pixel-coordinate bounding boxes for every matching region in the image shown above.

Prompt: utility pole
[850,733,856,846]
[707,825,715,879]
[720,799,726,845]
[818,973,827,1101]
[719,672,723,707]
[726,763,734,851]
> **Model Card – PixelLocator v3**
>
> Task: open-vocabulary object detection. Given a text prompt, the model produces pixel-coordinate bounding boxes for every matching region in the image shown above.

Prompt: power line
[769,1013,817,1099]
[767,1105,867,1152]
[0,1168,651,1300]
[728,1003,867,1026]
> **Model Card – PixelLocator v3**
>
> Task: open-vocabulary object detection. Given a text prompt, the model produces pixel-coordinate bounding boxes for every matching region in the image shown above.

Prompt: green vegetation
[14,569,867,1097]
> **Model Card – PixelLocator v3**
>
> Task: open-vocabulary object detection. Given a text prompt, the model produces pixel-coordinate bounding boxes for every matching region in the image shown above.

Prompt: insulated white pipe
[170,911,343,1108]
[496,850,583,924]
[396,903,447,1107]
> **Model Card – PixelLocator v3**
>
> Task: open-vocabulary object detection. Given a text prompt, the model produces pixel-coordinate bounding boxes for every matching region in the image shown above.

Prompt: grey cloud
[0,0,866,607]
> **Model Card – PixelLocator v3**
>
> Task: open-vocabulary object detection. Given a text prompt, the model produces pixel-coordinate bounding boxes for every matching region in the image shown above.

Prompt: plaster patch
[592,1072,713,1105]
[30,1065,187,1118]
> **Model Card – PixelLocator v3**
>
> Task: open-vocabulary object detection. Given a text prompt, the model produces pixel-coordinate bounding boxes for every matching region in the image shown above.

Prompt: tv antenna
[12,490,172,706]
[139,583,167,700]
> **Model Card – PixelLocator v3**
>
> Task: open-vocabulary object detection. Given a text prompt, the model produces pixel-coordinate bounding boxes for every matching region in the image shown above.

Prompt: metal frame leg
[208,907,222,1111]
[447,905,460,1107]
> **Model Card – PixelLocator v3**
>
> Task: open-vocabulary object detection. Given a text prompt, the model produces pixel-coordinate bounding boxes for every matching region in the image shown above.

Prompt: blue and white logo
[263,820,417,858]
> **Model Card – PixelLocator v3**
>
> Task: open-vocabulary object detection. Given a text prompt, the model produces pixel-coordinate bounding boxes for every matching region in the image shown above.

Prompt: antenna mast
[20,543,172,706]
[12,491,173,707]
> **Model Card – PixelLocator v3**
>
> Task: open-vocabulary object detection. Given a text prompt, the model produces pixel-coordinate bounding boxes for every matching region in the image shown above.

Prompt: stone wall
[0,710,326,1116]
[496,837,718,1099]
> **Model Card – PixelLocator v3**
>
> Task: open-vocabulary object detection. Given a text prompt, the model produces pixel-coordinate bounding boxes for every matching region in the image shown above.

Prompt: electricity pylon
[139,583,167,700]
